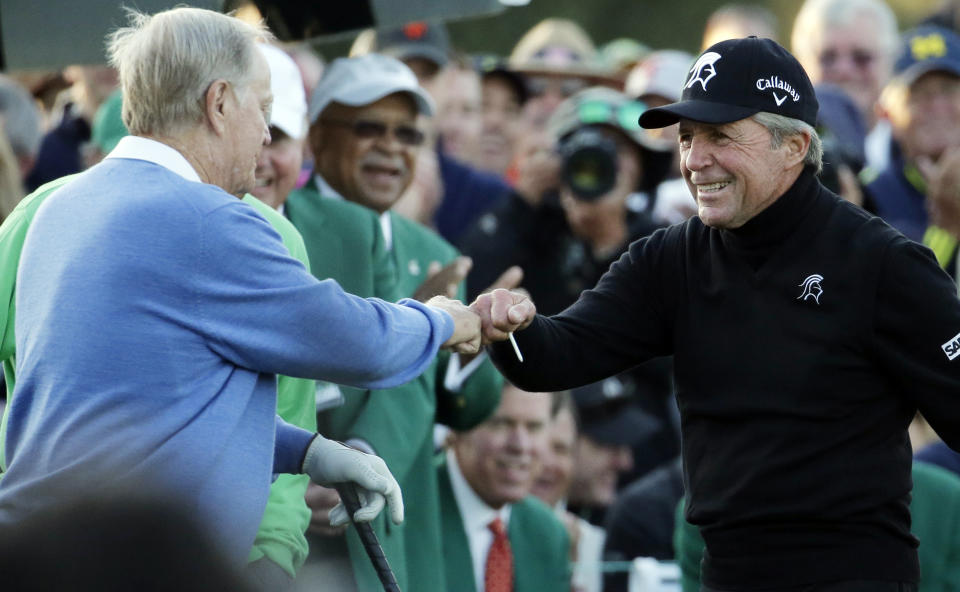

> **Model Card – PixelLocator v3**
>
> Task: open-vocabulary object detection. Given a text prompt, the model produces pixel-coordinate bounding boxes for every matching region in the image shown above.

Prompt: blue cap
[895,26,960,85]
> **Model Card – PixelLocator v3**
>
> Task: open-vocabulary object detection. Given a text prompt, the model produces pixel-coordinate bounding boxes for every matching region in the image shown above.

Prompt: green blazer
[287,184,503,592]
[436,454,571,592]
[285,180,396,300]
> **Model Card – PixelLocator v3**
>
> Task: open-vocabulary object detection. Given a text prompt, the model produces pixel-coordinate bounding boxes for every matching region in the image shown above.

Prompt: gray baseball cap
[308,53,435,123]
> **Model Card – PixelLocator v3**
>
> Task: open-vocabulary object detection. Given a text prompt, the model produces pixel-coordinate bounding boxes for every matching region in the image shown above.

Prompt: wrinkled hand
[304,483,347,536]
[427,295,482,354]
[469,288,536,345]
[301,436,403,526]
[413,256,473,302]
[456,266,526,365]
[918,149,960,238]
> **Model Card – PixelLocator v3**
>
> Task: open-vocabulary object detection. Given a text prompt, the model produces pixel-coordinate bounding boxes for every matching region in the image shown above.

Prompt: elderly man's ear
[783,130,812,168]
[204,79,231,135]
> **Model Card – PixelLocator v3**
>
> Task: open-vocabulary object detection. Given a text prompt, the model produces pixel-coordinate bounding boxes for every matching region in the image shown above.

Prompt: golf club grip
[335,483,402,592]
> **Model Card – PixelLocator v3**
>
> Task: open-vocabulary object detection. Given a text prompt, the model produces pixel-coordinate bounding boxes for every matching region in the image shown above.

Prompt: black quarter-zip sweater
[491,168,960,590]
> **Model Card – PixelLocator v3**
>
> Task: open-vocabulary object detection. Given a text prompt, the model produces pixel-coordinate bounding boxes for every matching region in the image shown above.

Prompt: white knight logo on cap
[756,75,800,107]
[686,52,722,91]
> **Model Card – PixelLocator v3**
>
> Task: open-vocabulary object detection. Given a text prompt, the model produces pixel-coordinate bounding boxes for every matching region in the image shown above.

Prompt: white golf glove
[301,435,404,527]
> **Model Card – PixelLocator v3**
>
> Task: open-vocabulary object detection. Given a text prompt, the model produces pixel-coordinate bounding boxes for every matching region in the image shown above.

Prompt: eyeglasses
[818,48,877,70]
[320,118,425,147]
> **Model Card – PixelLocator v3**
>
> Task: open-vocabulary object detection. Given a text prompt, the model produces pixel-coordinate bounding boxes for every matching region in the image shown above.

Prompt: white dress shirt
[446,449,512,592]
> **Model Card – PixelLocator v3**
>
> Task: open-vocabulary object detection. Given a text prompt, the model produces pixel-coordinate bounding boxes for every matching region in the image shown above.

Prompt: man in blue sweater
[0,7,481,567]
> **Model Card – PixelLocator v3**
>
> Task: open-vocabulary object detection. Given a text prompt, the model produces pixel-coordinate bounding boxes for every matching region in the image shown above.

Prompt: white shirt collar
[105,136,202,183]
[379,211,393,252]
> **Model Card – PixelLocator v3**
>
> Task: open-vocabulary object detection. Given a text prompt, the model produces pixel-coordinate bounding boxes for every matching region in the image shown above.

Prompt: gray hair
[0,75,42,159]
[107,7,270,137]
[752,111,823,173]
[791,0,899,63]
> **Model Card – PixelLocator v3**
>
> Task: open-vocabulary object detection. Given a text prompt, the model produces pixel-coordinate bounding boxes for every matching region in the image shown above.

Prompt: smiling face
[311,93,420,213]
[252,126,303,208]
[451,385,551,509]
[678,117,805,229]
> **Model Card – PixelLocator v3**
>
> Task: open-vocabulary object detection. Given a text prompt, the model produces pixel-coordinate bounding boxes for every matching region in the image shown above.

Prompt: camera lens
[559,128,618,201]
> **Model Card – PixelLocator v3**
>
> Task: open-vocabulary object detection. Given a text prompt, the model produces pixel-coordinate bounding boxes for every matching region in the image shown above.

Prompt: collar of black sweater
[719,165,820,253]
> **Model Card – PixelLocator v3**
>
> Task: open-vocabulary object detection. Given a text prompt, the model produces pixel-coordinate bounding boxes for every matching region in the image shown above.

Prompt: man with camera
[460,88,682,486]
[460,87,672,317]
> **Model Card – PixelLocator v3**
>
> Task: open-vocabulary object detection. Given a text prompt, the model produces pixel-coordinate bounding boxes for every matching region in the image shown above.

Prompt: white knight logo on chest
[797,274,824,304]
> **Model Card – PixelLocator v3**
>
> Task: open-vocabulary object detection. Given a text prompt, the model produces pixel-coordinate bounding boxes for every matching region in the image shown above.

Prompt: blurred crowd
[2,1,960,591]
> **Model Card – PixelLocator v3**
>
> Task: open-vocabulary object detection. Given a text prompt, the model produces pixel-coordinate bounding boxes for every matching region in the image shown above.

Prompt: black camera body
[558,127,619,202]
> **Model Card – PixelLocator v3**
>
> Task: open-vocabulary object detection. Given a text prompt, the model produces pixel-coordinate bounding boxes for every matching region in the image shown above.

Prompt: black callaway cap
[639,36,818,129]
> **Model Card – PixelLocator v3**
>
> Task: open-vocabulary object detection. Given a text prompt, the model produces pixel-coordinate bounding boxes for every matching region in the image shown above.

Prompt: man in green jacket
[438,382,571,592]
[292,54,508,591]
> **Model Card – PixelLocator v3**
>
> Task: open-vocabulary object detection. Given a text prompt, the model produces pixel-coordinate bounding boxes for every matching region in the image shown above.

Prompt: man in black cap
[471,36,960,592]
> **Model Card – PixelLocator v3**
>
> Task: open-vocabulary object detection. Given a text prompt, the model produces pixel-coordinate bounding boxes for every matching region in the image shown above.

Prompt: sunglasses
[321,118,425,147]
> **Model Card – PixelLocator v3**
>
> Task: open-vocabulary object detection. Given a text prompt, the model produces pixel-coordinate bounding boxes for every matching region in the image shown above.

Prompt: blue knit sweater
[0,157,452,564]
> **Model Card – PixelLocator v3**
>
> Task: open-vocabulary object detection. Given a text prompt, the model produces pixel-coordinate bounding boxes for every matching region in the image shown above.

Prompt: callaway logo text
[686,52,722,91]
[756,75,800,107]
